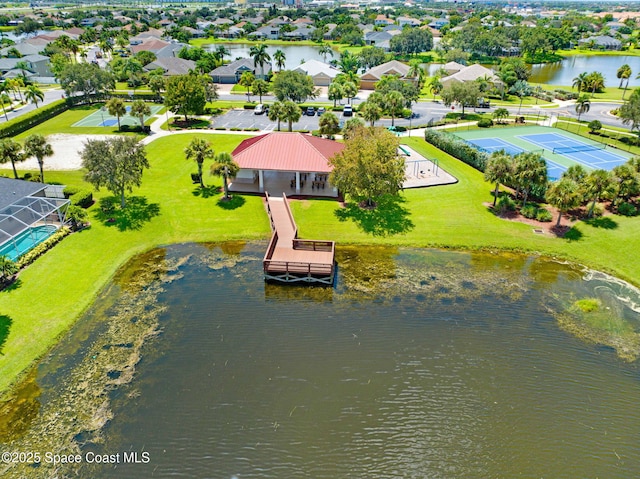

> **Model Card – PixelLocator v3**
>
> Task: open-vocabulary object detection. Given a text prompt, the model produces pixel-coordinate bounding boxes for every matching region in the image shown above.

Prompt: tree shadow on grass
[559,225,583,241]
[0,315,12,355]
[192,185,221,198]
[217,195,245,210]
[585,216,618,230]
[0,277,21,293]
[96,196,160,231]
[334,195,414,236]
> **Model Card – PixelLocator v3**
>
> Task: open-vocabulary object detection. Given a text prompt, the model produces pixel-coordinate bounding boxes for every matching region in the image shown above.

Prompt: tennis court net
[552,144,606,154]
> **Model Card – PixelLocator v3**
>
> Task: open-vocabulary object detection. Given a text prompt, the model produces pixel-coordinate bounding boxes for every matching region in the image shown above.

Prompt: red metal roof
[232,133,344,173]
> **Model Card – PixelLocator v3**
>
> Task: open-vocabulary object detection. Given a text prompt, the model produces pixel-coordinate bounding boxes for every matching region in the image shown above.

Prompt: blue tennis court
[100,119,118,127]
[518,132,629,171]
[466,137,525,156]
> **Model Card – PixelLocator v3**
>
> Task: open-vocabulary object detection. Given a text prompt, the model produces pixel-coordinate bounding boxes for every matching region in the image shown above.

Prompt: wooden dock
[263,192,336,285]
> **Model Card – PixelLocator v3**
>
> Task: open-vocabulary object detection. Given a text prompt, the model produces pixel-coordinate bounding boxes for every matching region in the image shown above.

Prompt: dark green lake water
[3,243,640,478]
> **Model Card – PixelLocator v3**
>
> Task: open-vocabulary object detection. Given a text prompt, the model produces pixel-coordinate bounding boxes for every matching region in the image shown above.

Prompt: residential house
[428,19,449,30]
[210,58,272,83]
[374,14,394,26]
[294,59,340,86]
[578,35,622,50]
[144,57,196,76]
[155,42,189,58]
[440,63,501,87]
[397,16,421,27]
[130,38,171,55]
[360,60,411,89]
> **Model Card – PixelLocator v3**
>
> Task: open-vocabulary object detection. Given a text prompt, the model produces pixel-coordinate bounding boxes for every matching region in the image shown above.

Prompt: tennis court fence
[552,143,606,154]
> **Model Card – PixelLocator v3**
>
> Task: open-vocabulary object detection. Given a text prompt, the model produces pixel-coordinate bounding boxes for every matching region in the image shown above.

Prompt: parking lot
[210,103,452,131]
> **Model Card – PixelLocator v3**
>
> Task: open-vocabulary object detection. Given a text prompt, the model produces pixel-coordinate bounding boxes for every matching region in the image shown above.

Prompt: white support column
[295,171,301,194]
[259,170,264,192]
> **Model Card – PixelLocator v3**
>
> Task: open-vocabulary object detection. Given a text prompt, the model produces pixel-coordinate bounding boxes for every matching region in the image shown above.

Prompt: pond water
[206,43,330,70]
[3,243,640,479]
[428,55,640,88]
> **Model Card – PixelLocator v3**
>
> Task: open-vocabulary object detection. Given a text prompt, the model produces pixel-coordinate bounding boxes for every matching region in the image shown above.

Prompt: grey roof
[0,42,42,57]
[0,177,46,210]
[145,57,196,75]
[580,35,622,47]
[155,42,188,58]
[0,58,19,71]
[210,58,271,76]
[23,54,50,63]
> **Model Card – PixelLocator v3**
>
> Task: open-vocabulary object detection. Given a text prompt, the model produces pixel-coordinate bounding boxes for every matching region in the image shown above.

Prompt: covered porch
[229,169,338,198]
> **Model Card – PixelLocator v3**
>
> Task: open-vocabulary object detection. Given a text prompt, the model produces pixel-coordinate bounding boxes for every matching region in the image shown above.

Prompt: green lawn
[4,132,640,395]
[13,104,151,139]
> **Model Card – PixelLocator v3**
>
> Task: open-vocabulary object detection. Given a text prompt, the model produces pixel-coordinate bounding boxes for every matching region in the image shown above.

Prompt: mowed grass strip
[3,133,640,393]
[0,133,270,393]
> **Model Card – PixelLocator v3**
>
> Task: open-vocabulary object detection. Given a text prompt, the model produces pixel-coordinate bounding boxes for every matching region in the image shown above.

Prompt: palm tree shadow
[192,185,220,198]
[585,216,618,229]
[334,194,414,236]
[96,196,160,231]
[560,225,583,241]
[217,195,245,210]
[0,315,12,355]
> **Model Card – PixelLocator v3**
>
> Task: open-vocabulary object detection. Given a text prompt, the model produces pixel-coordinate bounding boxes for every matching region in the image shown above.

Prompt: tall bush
[424,129,488,171]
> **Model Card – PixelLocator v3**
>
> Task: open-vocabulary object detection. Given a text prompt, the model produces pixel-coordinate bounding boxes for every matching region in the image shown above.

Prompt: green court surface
[72,104,163,128]
[454,125,634,180]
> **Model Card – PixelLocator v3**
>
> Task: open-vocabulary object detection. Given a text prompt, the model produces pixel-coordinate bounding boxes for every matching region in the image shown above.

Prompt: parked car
[306,106,315,116]
[343,105,353,117]
[254,104,266,115]
[317,107,326,115]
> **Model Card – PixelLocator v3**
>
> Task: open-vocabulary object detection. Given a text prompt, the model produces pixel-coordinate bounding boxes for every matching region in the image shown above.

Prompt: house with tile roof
[144,57,196,76]
[360,60,411,90]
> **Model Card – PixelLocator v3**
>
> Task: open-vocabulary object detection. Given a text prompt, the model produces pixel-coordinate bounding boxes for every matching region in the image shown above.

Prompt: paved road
[1,85,627,132]
[0,88,64,123]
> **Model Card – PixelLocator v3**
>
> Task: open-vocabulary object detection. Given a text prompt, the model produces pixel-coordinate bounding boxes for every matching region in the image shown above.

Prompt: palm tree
[99,40,112,59]
[210,152,239,200]
[617,64,632,89]
[0,138,26,179]
[428,76,443,101]
[338,50,360,74]
[328,82,344,107]
[575,94,591,122]
[584,169,613,217]
[238,71,255,102]
[251,79,269,103]
[342,81,357,105]
[15,60,30,80]
[185,137,214,188]
[484,151,513,206]
[546,177,581,227]
[24,84,44,108]
[359,100,382,127]
[106,97,127,131]
[513,152,547,208]
[407,60,425,88]
[586,71,605,97]
[492,107,510,124]
[572,72,589,93]
[384,90,405,127]
[281,100,302,132]
[249,43,271,79]
[268,101,285,131]
[510,80,531,114]
[0,92,10,121]
[0,255,18,285]
[130,100,151,130]
[23,134,53,183]
[273,49,286,72]
[215,45,230,64]
[318,43,333,63]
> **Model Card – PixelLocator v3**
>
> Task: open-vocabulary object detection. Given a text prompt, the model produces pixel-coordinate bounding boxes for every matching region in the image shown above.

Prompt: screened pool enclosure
[0,179,70,261]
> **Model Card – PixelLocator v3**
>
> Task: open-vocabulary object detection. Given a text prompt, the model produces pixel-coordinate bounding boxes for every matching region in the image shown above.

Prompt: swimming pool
[0,225,58,261]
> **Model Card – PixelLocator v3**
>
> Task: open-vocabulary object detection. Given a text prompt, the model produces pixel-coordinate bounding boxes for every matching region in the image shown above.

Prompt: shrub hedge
[71,190,93,208]
[0,99,69,138]
[424,129,488,172]
[17,227,70,269]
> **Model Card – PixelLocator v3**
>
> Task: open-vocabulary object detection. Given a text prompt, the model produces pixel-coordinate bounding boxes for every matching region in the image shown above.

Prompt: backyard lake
[212,42,640,88]
[2,243,640,478]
